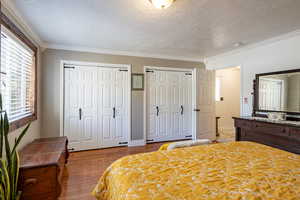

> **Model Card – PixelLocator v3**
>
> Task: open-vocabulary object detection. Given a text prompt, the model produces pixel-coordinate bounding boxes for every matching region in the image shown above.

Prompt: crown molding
[204,29,300,64]
[1,0,45,48]
[45,43,203,63]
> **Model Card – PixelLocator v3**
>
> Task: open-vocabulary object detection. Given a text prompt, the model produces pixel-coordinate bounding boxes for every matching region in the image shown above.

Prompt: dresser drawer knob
[24,178,38,186]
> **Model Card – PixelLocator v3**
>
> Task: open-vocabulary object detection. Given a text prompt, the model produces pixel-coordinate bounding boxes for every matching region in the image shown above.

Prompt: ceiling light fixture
[149,0,175,9]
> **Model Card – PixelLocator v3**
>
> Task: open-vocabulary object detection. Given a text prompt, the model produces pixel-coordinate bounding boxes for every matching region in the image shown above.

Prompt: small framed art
[131,73,144,90]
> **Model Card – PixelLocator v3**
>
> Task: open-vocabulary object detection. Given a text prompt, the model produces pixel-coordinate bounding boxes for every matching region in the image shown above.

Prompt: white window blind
[1,27,35,122]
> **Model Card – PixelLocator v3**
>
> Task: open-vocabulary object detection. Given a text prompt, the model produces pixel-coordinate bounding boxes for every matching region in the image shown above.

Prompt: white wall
[216,68,240,132]
[2,4,42,150]
[205,30,300,116]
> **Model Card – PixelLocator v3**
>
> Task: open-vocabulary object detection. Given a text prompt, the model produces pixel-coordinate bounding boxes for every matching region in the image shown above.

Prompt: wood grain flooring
[59,143,165,200]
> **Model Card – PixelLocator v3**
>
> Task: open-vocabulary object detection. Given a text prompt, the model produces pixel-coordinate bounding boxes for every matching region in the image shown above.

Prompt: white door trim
[59,60,132,147]
[143,66,197,143]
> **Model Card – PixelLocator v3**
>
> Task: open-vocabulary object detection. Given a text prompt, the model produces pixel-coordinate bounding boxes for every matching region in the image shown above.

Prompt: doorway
[215,66,241,142]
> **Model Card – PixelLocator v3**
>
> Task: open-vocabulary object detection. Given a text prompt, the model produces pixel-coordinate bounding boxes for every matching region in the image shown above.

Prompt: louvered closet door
[98,68,129,148]
[64,66,99,151]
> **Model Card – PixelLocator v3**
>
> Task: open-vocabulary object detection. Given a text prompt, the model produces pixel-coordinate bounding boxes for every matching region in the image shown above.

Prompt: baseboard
[128,140,146,147]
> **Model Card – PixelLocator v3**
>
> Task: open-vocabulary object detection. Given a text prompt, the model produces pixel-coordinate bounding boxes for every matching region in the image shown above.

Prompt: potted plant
[0,94,30,200]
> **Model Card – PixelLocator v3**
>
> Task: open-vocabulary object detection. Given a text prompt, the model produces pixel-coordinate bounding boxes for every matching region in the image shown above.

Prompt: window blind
[1,27,35,122]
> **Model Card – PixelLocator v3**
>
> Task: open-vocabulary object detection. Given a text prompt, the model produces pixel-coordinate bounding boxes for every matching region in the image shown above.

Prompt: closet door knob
[181,105,184,115]
[156,106,159,116]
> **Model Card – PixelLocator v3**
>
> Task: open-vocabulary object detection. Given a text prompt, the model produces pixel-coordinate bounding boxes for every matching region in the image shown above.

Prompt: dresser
[19,137,69,200]
[233,117,300,154]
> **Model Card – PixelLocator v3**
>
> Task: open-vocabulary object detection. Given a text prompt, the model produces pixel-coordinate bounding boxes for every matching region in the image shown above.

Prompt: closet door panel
[146,72,158,140]
[64,67,99,151]
[156,71,169,139]
[98,69,115,146]
[64,69,81,144]
[181,73,193,137]
[168,72,181,138]
[114,70,128,143]
[80,68,98,142]
[99,69,128,147]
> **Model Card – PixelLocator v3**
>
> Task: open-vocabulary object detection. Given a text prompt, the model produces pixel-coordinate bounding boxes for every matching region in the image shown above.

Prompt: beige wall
[2,7,41,150]
[41,49,204,140]
[216,67,240,132]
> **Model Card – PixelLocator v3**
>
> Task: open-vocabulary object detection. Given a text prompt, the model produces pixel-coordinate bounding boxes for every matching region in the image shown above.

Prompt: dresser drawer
[252,122,289,137]
[20,166,57,198]
[290,128,300,142]
[235,120,253,129]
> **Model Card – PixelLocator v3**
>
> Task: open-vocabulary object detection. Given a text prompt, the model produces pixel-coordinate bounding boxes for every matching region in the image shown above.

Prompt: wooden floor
[59,143,165,200]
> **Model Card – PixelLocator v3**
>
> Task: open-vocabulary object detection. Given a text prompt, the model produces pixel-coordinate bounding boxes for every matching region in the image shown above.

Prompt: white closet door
[180,72,193,139]
[146,71,169,142]
[64,66,99,151]
[146,71,158,141]
[168,71,182,139]
[156,71,169,140]
[98,68,129,148]
[146,70,193,142]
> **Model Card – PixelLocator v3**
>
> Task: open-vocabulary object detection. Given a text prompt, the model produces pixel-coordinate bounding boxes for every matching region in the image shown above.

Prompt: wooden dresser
[233,117,300,154]
[19,137,69,200]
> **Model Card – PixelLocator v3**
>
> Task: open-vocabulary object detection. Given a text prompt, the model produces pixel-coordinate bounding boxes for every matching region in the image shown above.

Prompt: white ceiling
[10,0,300,60]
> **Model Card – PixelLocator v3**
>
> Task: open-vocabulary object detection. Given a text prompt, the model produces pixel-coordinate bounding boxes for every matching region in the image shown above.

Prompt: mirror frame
[253,68,300,117]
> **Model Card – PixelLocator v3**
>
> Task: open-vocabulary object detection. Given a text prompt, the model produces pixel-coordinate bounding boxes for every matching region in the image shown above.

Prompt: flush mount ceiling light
[149,0,175,9]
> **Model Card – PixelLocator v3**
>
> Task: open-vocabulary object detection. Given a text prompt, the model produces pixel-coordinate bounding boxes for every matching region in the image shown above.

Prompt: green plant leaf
[0,115,3,159]
[15,152,20,197]
[0,160,10,200]
[3,113,11,175]
[11,124,30,155]
[0,94,2,111]
[10,153,18,200]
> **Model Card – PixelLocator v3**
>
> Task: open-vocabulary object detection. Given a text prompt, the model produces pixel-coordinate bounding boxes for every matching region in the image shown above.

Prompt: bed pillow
[166,139,212,150]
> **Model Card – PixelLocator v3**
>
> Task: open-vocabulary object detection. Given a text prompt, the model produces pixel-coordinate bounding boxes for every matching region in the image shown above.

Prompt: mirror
[257,71,300,113]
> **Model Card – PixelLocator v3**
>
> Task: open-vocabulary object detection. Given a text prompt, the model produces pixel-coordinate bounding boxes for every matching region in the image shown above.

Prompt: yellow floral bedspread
[92,142,300,200]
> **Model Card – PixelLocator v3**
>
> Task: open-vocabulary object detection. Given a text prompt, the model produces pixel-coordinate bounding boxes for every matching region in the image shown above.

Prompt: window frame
[1,12,38,132]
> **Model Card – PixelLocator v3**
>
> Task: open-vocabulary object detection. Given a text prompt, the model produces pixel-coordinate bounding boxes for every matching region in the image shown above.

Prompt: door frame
[59,60,132,147]
[143,66,197,143]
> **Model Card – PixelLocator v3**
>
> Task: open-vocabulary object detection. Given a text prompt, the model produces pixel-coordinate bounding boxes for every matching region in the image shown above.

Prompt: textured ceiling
[11,0,300,60]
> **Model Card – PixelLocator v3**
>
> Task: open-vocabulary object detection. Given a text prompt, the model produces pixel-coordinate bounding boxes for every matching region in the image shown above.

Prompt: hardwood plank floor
[59,143,165,200]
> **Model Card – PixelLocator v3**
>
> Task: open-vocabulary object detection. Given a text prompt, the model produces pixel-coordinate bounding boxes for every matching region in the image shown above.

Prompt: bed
[92,141,300,200]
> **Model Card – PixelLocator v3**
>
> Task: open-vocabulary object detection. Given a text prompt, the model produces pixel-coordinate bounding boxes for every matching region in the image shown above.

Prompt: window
[1,14,37,131]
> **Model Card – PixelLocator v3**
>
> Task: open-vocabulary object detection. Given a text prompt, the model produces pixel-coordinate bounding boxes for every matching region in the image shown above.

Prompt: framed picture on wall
[132,73,144,90]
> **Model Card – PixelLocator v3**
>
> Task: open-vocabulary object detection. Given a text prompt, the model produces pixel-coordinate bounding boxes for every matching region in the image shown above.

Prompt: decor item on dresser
[18,137,69,200]
[0,94,30,200]
[267,112,286,121]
